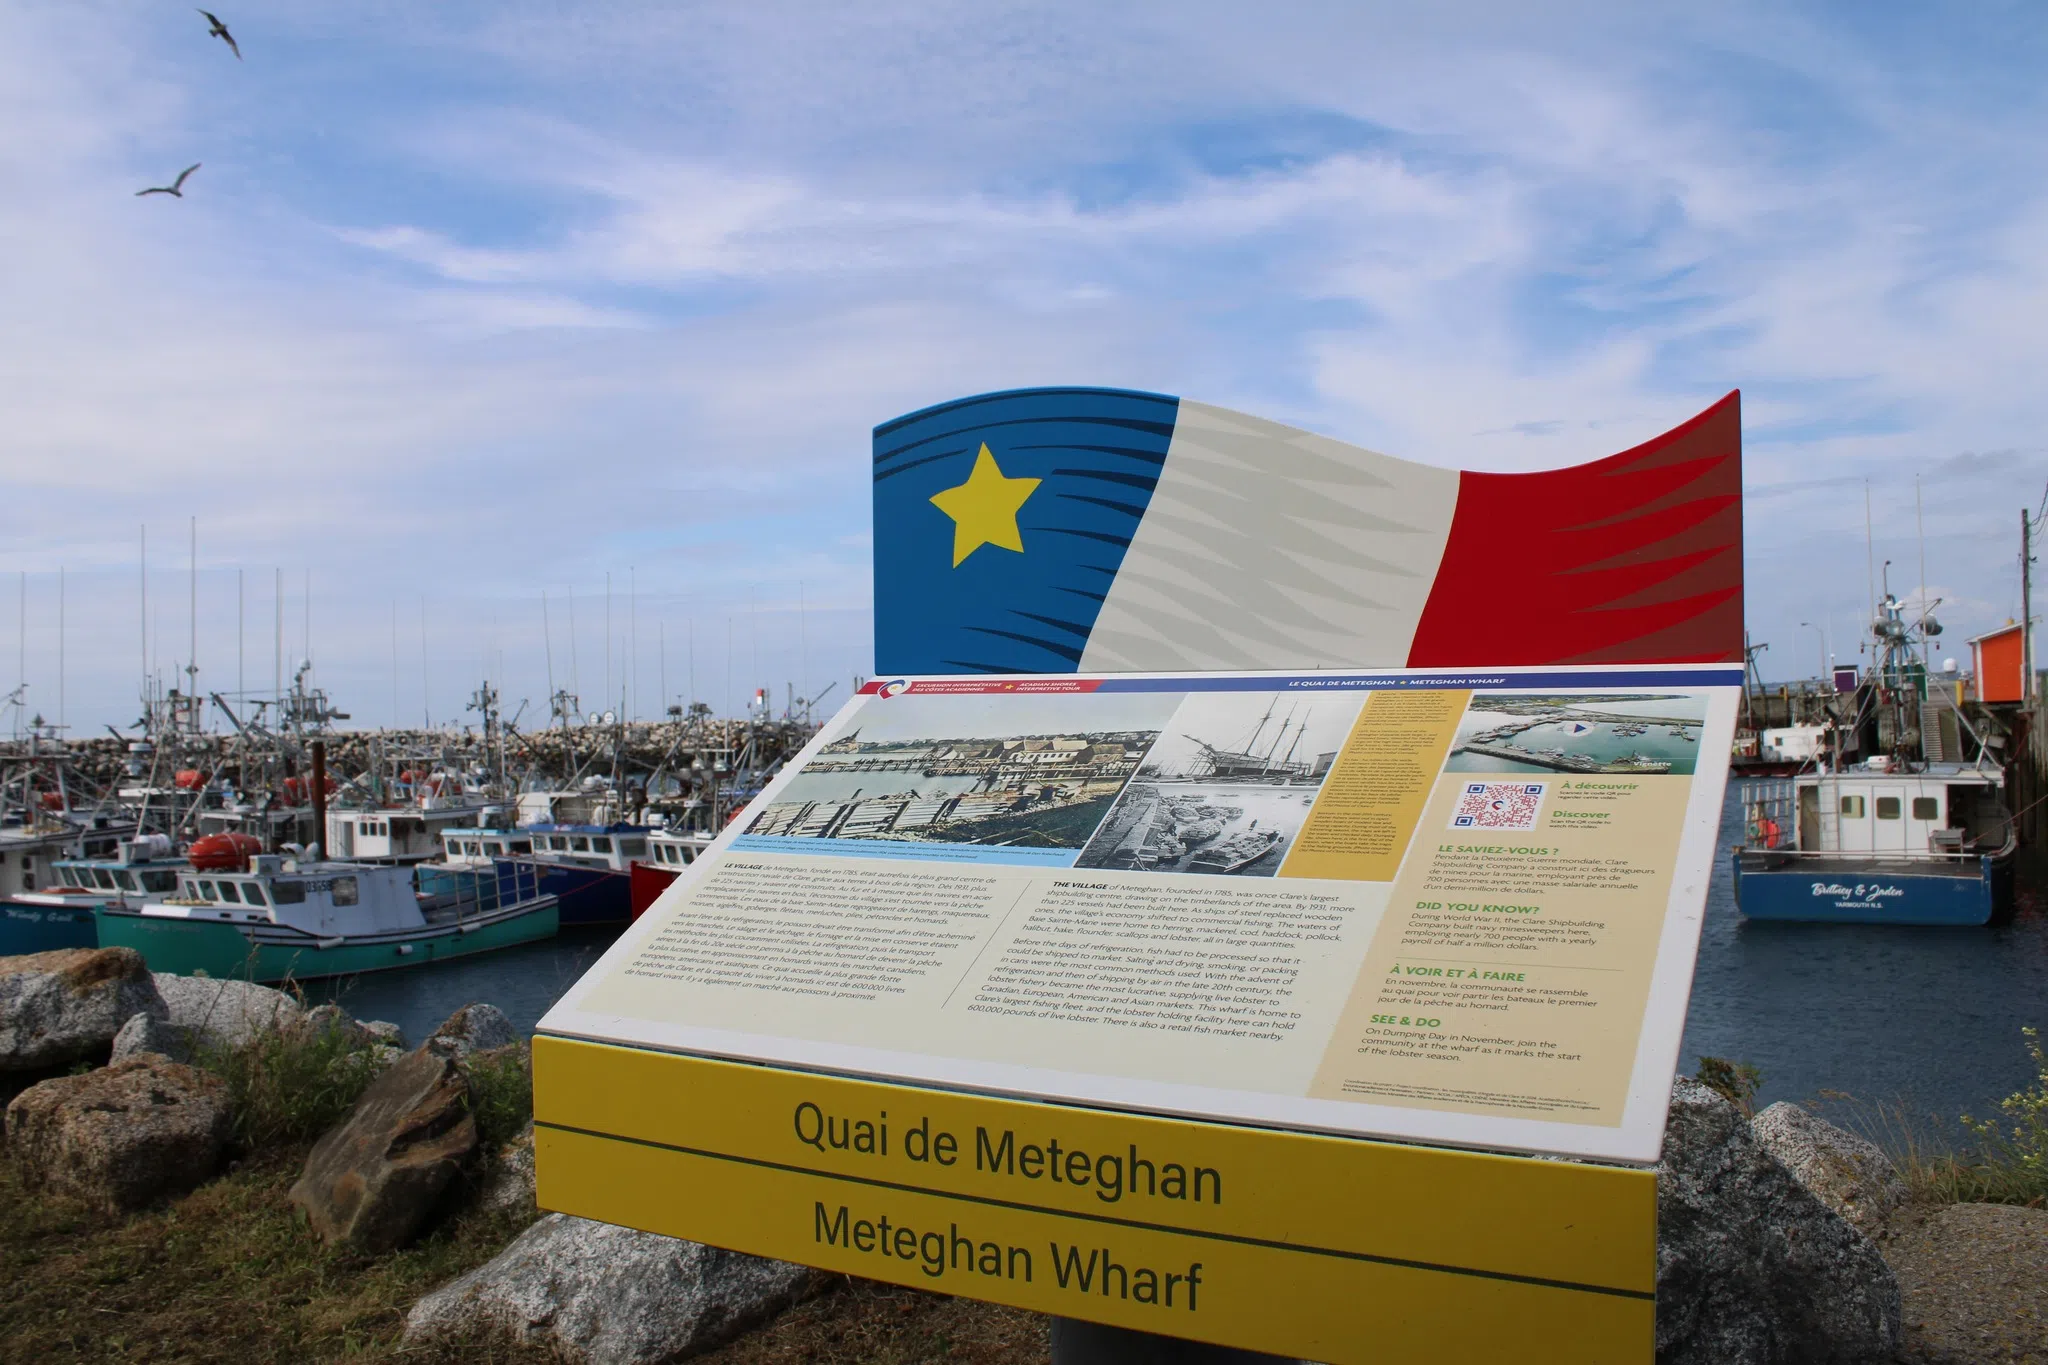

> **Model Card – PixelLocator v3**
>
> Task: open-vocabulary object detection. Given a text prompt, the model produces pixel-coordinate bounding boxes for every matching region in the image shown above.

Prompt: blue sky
[4,1,2047,731]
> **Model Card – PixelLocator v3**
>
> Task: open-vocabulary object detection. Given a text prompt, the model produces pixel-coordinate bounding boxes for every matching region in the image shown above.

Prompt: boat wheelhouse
[627,826,716,920]
[326,802,506,864]
[504,822,651,927]
[95,854,558,982]
[433,829,535,868]
[1732,764,2015,925]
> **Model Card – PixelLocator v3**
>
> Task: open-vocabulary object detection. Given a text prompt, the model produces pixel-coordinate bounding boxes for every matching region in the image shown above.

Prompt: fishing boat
[0,818,132,957]
[1186,827,1283,874]
[2,835,186,953]
[1732,589,2018,925]
[94,854,558,982]
[502,822,653,926]
[1731,764,2015,924]
[627,826,716,920]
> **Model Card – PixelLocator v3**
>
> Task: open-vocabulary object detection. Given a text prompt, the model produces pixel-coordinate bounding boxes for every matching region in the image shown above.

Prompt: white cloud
[6,0,2048,728]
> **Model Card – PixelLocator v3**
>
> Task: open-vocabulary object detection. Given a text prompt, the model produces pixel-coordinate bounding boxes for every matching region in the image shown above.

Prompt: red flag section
[1407,391,1743,667]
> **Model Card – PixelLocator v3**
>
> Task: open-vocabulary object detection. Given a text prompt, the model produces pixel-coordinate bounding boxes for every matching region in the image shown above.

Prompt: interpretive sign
[536,388,1745,1364]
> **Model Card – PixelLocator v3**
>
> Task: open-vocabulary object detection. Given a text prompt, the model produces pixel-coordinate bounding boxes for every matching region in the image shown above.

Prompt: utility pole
[2025,507,2036,703]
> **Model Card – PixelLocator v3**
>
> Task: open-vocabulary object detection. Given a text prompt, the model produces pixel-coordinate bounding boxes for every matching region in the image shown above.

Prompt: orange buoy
[174,769,206,790]
[188,832,263,871]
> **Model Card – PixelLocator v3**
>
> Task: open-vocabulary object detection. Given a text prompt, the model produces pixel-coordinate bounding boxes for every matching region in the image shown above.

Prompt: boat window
[1912,797,1939,821]
[1839,795,1865,818]
[94,868,119,891]
[591,837,614,854]
[512,840,531,854]
[332,876,359,906]
[57,867,79,887]
[141,870,177,893]
[242,883,267,907]
[570,836,591,853]
[118,872,140,892]
[197,880,218,901]
[1876,797,1901,820]
[620,839,647,858]
[272,880,306,905]
[218,881,243,904]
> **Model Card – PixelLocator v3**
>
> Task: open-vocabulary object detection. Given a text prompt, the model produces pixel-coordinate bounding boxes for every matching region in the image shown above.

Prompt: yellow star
[928,444,1041,567]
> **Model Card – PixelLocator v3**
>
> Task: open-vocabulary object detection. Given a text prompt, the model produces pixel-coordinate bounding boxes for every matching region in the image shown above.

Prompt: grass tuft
[193,1019,387,1151]
[1694,1055,1763,1118]
[462,1045,534,1152]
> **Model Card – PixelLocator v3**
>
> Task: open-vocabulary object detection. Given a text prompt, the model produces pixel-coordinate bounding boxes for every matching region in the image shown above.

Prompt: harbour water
[320,784,2048,1143]
[1681,783,2048,1133]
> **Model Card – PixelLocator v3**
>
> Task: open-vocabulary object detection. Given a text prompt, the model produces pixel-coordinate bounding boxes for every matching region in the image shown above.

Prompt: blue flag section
[873,387,1179,674]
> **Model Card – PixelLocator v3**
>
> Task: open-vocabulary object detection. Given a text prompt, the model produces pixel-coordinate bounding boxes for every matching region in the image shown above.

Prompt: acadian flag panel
[874,389,1742,675]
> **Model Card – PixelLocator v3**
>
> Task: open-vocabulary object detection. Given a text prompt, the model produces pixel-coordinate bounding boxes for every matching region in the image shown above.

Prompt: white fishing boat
[96,854,558,983]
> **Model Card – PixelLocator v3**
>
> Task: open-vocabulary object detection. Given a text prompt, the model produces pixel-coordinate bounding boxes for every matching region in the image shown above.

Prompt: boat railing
[425,859,547,921]
[1735,830,2015,865]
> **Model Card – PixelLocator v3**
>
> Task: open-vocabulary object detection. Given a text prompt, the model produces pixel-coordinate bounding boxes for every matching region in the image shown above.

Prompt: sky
[5,1,2048,734]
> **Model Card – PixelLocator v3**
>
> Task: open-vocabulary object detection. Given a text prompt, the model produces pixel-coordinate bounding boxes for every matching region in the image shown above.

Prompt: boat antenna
[542,590,556,721]
[139,524,148,705]
[419,596,430,729]
[1915,474,1929,638]
[57,566,64,733]
[1864,479,1876,658]
[390,598,400,727]
[189,516,197,726]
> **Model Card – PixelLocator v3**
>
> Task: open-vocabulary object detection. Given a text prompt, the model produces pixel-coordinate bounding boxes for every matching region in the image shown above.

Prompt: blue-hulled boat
[3,836,187,953]
[445,823,651,927]
[0,815,138,955]
[1732,764,2016,925]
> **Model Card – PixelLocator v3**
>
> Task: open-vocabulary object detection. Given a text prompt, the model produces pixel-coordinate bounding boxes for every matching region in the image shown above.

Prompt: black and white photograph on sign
[743,691,1177,849]
[1445,692,1708,776]
[1075,692,1364,875]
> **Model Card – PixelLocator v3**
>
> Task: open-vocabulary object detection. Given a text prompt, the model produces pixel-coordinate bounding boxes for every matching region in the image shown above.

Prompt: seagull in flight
[197,9,241,60]
[136,164,202,198]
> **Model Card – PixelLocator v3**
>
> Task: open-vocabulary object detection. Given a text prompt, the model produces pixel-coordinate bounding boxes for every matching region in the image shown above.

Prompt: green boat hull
[92,903,559,983]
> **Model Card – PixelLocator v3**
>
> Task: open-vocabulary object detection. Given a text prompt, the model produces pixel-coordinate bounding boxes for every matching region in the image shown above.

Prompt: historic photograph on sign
[1445,691,1708,776]
[742,691,1176,849]
[1075,692,1364,875]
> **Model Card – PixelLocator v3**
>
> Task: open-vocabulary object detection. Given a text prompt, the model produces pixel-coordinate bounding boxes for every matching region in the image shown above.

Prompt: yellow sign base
[535,1037,1655,1364]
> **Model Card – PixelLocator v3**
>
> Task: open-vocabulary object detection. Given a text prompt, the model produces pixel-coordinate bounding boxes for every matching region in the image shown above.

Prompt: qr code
[1450,781,1548,830]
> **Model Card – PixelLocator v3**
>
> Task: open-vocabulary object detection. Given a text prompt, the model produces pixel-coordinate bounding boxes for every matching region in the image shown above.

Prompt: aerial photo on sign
[1445,692,1708,777]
